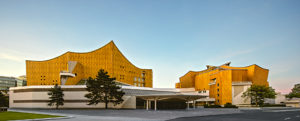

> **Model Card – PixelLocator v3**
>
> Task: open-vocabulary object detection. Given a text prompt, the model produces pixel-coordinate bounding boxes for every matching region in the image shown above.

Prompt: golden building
[176,62,269,105]
[26,41,153,87]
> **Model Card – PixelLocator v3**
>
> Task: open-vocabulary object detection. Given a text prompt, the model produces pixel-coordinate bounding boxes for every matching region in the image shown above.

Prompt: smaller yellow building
[176,62,269,105]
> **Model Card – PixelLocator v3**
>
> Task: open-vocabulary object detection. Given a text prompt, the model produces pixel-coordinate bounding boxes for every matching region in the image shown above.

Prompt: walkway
[9,108,242,121]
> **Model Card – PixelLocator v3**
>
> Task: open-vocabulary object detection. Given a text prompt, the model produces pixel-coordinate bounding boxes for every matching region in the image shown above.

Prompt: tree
[48,84,64,109]
[286,84,300,98]
[0,91,9,107]
[76,79,87,85]
[242,85,276,106]
[85,69,125,109]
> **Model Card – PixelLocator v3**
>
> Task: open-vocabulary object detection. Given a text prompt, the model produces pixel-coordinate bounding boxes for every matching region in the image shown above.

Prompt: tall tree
[48,84,64,109]
[85,69,125,109]
[242,85,276,106]
[0,91,9,107]
[286,84,300,98]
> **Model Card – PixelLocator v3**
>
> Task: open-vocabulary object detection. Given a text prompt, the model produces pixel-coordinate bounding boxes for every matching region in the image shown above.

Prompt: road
[168,109,300,121]
[9,108,300,121]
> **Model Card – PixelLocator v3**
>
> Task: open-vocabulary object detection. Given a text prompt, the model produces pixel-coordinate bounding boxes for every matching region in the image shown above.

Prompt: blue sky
[0,0,299,93]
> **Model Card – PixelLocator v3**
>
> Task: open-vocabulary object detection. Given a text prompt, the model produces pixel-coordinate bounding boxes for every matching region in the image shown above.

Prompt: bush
[204,103,237,108]
[204,104,222,108]
[0,92,9,107]
[261,103,286,107]
[224,103,237,108]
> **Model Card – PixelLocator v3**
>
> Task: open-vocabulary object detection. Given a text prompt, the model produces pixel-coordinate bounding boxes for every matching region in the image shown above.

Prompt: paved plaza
[169,109,300,121]
[8,108,300,121]
[9,108,242,121]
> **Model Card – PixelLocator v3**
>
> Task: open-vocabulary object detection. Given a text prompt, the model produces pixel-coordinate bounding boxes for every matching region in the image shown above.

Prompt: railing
[208,80,216,85]
[59,72,76,77]
[232,81,252,86]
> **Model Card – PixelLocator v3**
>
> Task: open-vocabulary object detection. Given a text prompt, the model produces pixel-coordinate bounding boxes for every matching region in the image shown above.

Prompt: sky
[0,0,299,94]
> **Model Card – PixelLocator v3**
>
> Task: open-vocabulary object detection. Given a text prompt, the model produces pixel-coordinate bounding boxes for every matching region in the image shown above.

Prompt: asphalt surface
[9,108,241,121]
[9,108,300,121]
[168,110,300,121]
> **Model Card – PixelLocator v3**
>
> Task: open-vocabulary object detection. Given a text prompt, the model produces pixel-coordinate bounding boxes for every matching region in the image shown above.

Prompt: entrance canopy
[136,93,206,110]
[137,93,206,101]
[121,86,208,110]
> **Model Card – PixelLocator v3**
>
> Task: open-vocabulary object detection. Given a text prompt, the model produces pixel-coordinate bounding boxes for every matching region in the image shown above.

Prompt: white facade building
[9,85,206,110]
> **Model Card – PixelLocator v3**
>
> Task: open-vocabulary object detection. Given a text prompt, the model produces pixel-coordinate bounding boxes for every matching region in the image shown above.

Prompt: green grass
[0,111,62,121]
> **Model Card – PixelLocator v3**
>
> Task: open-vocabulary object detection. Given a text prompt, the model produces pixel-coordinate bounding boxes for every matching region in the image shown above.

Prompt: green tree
[0,91,9,107]
[286,84,300,98]
[48,84,64,109]
[85,69,125,109]
[242,85,276,106]
[76,79,87,85]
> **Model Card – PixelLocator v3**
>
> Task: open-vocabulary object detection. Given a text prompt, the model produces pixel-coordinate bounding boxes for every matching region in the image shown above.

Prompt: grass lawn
[0,111,63,121]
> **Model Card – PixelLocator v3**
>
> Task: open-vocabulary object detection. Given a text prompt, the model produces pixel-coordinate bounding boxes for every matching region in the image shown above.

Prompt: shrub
[261,103,285,107]
[224,103,238,108]
[0,92,9,107]
[204,104,222,108]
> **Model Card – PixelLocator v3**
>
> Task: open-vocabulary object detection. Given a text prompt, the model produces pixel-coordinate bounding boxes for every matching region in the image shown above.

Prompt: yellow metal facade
[26,41,153,87]
[176,63,269,105]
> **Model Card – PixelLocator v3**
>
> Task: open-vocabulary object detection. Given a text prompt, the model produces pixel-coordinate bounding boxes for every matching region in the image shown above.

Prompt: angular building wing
[176,62,269,105]
[26,41,152,87]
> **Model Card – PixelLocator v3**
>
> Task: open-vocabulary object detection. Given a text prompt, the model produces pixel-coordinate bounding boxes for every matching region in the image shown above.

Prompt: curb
[8,116,73,121]
[7,109,74,121]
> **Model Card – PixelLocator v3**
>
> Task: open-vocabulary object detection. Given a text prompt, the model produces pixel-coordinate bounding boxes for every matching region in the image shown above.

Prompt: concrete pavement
[168,108,300,121]
[8,108,241,121]
[8,108,300,121]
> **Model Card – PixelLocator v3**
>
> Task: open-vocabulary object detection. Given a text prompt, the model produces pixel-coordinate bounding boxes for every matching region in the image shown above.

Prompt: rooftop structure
[26,41,152,87]
[176,62,269,105]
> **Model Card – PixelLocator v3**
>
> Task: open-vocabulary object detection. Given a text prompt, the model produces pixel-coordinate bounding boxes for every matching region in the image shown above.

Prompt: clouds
[269,77,300,94]
[216,48,256,62]
[0,53,23,62]
[0,47,29,62]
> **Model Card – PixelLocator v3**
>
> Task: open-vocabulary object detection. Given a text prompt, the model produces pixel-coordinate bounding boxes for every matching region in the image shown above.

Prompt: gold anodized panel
[26,41,153,87]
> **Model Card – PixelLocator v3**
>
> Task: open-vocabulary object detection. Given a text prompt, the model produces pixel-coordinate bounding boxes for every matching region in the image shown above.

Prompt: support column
[193,100,196,109]
[146,100,149,110]
[154,99,157,111]
[149,100,151,110]
[187,101,189,110]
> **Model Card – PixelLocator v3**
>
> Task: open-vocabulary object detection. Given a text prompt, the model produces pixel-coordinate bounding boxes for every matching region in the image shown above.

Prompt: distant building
[176,62,269,106]
[17,75,27,86]
[0,76,26,91]
[284,83,300,107]
[285,98,300,107]
[26,41,153,87]
[275,92,287,104]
